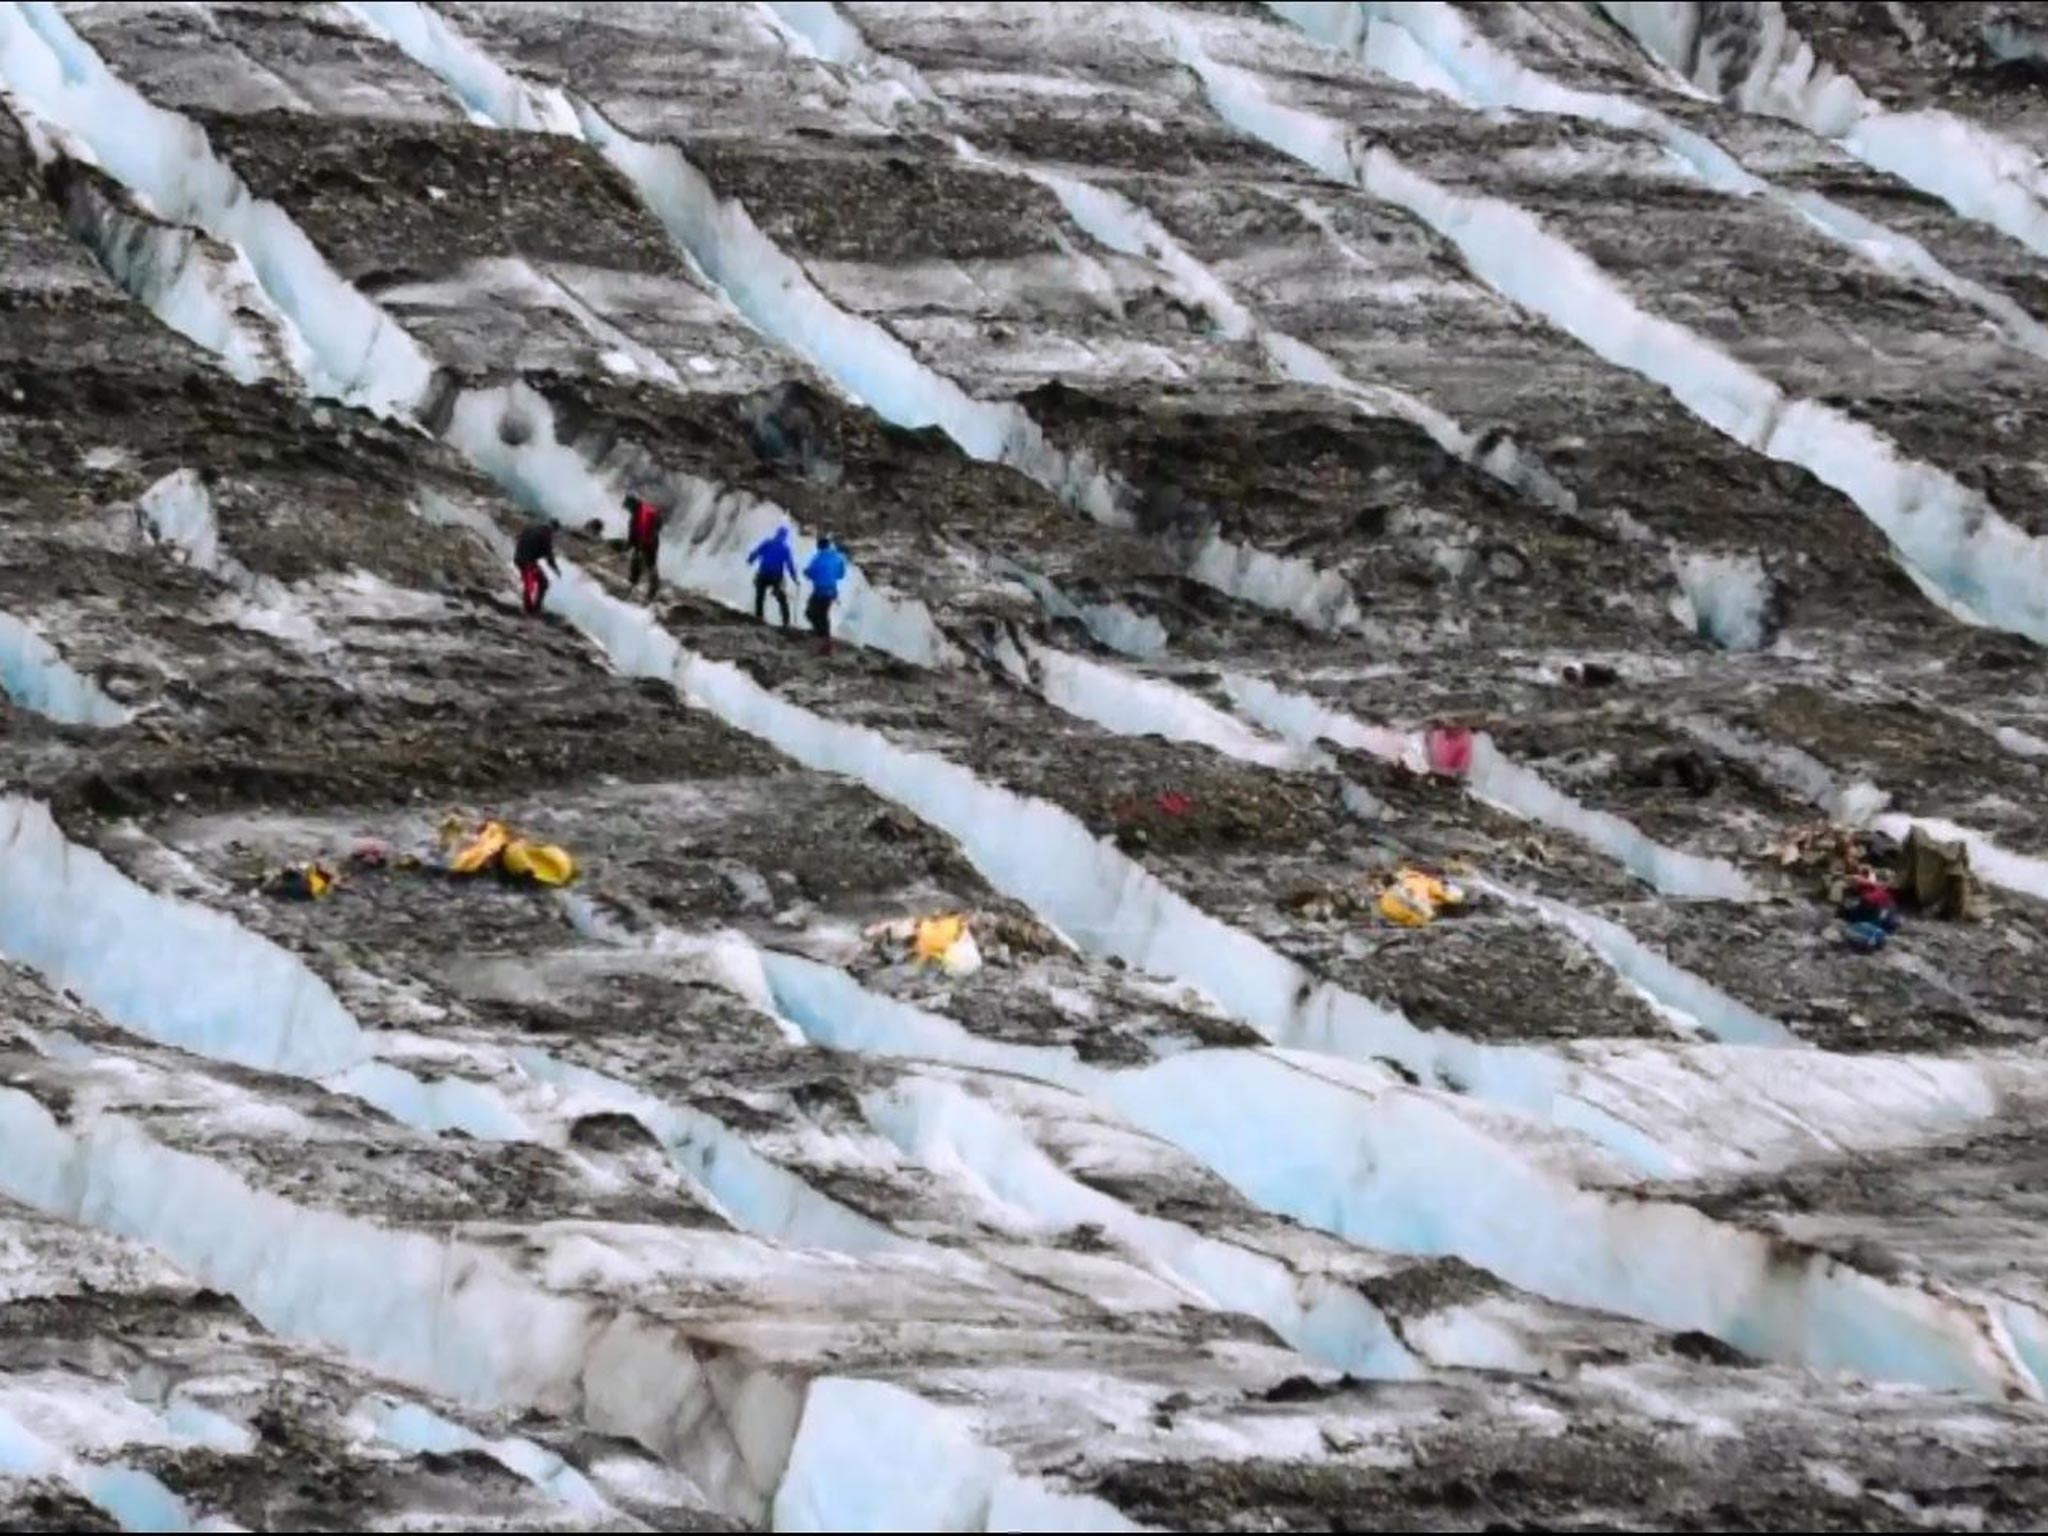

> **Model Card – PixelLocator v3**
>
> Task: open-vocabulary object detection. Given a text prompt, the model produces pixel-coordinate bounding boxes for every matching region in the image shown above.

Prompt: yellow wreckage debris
[447,819,508,875]
[864,912,984,977]
[501,838,576,887]
[914,912,982,976]
[264,862,336,901]
[913,914,967,964]
[1377,867,1466,928]
[440,817,578,887]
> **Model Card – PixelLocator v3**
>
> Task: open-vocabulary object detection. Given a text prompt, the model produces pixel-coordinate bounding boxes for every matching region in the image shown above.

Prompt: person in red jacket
[622,494,667,599]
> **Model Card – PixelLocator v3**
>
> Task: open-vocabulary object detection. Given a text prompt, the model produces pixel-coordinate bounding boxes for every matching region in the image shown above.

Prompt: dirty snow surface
[8,0,2048,1528]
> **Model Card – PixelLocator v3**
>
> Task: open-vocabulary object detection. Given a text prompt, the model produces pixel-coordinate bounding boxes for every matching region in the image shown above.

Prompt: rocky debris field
[4,0,2048,1529]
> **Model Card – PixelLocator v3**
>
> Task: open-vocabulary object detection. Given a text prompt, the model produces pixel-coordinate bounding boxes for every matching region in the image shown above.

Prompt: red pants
[519,561,547,614]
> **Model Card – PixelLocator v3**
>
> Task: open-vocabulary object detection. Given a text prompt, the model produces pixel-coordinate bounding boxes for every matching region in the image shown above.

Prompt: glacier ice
[357,1397,616,1517]
[338,1,579,134]
[863,1073,1418,1378]
[0,612,130,728]
[0,1089,804,1521]
[565,99,1121,520]
[136,469,331,656]
[1601,0,2048,262]
[4,11,953,676]
[1222,671,1759,900]
[506,516,2022,1187]
[0,1381,213,1533]
[1047,640,1772,1047]
[8,0,1577,1169]
[1671,549,1773,652]
[759,949,2033,1395]
[510,1047,914,1257]
[0,1086,1121,1527]
[355,0,1422,635]
[775,1377,1136,1533]
[1479,879,1794,1046]
[56,165,312,387]
[1274,0,2048,357]
[0,797,368,1079]
[0,796,527,1138]
[0,2,435,416]
[1024,642,1315,771]
[1159,6,2048,647]
[1687,717,2048,904]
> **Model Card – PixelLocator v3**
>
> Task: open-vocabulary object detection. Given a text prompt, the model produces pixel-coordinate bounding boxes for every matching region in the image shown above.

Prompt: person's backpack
[628,498,660,547]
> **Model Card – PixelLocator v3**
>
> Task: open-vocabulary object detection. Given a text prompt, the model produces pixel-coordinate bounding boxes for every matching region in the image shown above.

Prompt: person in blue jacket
[803,535,848,654]
[747,526,798,630]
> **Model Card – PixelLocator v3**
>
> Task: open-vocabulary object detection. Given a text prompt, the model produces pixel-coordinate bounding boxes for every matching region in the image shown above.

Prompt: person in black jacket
[514,519,562,616]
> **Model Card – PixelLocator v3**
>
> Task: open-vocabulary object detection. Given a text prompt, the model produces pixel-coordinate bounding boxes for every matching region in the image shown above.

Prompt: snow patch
[1994,725,2048,760]
[137,468,225,574]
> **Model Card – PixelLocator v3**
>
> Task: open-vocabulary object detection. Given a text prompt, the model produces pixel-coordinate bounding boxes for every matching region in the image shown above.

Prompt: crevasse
[0,611,131,727]
[1600,0,2048,263]
[1272,0,2048,357]
[347,0,1407,635]
[0,795,527,1138]
[0,1087,1127,1529]
[758,947,2035,1397]
[1157,7,2048,646]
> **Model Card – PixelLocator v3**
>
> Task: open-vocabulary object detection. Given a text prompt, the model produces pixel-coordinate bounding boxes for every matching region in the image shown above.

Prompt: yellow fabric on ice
[913,914,968,964]
[502,837,576,886]
[1377,868,1465,928]
[444,819,577,885]
[449,820,509,874]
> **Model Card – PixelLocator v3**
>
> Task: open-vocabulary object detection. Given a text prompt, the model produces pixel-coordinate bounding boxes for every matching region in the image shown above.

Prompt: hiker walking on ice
[622,494,667,600]
[804,534,848,655]
[747,525,798,630]
[514,518,562,617]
